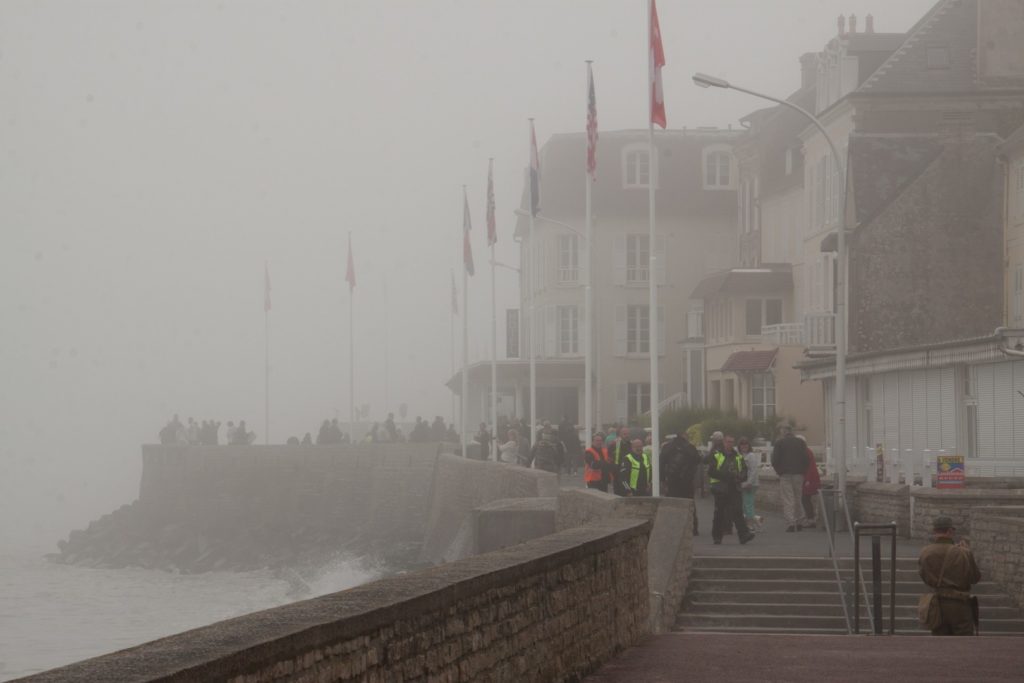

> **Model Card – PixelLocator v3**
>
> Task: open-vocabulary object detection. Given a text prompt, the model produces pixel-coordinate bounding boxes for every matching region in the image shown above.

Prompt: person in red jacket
[583,432,613,492]
[798,435,821,528]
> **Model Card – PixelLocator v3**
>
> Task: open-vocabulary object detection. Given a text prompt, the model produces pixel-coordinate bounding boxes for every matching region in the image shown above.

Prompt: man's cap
[710,431,724,441]
[593,431,606,439]
[933,516,955,532]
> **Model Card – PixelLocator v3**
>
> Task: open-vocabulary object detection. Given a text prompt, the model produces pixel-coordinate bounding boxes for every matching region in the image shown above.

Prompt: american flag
[345,233,356,291]
[529,120,540,217]
[463,188,475,276]
[486,159,497,246]
[264,262,271,312]
[650,0,666,129]
[586,62,598,180]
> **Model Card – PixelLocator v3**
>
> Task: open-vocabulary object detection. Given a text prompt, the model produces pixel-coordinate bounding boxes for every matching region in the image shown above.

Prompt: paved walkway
[691,493,924,558]
[584,632,1024,682]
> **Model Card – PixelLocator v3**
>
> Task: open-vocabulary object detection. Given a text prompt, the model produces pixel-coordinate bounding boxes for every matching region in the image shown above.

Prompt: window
[704,150,732,189]
[785,148,794,176]
[745,298,783,335]
[626,235,649,283]
[558,234,578,283]
[557,305,578,355]
[622,144,655,188]
[627,305,650,354]
[926,47,950,69]
[1015,161,1024,220]
[1014,265,1024,325]
[752,373,776,421]
[963,367,978,459]
[627,382,651,419]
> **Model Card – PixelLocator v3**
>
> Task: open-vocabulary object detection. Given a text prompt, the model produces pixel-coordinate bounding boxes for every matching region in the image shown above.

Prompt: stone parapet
[23,520,651,683]
[970,511,1024,608]
[911,488,1024,539]
[853,482,911,537]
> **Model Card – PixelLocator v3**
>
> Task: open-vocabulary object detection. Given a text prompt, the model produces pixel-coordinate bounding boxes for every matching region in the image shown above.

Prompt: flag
[586,62,598,180]
[463,188,475,276]
[650,0,666,129]
[486,159,497,246]
[529,120,540,217]
[451,270,458,315]
[345,233,356,291]
[264,262,271,312]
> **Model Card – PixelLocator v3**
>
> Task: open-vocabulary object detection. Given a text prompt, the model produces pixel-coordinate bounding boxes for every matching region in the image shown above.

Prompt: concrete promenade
[584,632,1024,682]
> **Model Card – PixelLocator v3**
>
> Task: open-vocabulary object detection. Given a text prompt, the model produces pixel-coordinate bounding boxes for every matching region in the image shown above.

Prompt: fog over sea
[0,542,378,681]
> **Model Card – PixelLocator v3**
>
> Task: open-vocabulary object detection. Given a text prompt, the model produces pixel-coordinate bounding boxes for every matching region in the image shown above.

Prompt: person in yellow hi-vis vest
[619,438,652,497]
[707,435,755,545]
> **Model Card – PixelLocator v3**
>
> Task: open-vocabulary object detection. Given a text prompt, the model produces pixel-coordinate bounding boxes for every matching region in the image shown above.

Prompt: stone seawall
[853,483,911,537]
[24,520,651,683]
[970,508,1024,608]
[420,455,559,564]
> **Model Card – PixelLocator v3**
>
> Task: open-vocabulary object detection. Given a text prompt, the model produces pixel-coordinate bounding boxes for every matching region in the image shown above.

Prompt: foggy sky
[0,0,935,548]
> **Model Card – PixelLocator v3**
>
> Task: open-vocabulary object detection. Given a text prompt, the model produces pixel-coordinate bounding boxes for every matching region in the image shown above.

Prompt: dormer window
[622,143,657,188]
[703,144,735,190]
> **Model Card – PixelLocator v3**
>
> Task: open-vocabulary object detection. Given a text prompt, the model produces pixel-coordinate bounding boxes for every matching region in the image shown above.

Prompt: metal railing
[818,487,877,634]
[853,522,898,635]
[804,312,836,347]
[761,322,805,346]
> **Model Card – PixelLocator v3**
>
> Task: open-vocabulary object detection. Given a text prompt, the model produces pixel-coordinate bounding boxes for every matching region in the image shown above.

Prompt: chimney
[865,14,875,33]
[837,14,846,36]
[849,14,858,34]
[800,52,818,89]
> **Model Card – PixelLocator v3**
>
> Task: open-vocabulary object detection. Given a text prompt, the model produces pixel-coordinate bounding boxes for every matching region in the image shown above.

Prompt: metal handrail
[817,488,852,634]
[818,487,875,628]
[853,522,898,635]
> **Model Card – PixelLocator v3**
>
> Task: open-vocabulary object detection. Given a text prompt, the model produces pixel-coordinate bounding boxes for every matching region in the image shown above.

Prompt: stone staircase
[677,556,1024,635]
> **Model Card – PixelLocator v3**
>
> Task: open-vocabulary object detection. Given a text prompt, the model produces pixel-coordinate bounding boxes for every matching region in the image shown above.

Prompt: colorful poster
[936,454,965,489]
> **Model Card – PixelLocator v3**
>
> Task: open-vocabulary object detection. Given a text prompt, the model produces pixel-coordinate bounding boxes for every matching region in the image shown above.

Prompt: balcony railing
[558,267,578,284]
[804,312,836,348]
[761,323,804,346]
[687,310,704,339]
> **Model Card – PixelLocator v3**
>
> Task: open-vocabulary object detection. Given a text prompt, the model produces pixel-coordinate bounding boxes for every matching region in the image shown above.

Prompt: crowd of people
[158,415,256,446]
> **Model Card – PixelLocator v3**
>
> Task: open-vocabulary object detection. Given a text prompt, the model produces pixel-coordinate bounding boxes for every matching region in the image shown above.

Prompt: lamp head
[692,72,730,89]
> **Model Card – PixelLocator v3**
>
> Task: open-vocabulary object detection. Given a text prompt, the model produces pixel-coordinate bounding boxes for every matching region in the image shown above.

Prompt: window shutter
[613,235,627,285]
[657,306,666,355]
[870,375,884,450]
[655,235,667,285]
[1013,363,1024,460]
[615,384,628,423]
[898,372,913,456]
[614,305,627,356]
[940,368,956,451]
[976,365,996,460]
[911,371,927,460]
[545,305,556,358]
[883,373,899,454]
[925,369,942,451]
[993,362,1013,458]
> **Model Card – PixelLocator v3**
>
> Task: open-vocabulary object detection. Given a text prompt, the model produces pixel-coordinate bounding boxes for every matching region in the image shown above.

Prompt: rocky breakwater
[52,443,441,573]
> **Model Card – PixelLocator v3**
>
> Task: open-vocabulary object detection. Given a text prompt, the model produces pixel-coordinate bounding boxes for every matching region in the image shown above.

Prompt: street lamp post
[692,72,850,497]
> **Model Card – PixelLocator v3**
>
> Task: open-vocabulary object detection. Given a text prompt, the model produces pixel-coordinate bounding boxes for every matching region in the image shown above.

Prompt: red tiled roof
[721,349,778,373]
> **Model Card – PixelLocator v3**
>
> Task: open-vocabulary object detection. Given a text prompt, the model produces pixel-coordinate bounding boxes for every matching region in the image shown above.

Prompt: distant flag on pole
[486,159,497,246]
[463,188,475,276]
[345,233,356,291]
[650,0,667,129]
[264,262,271,312]
[529,120,540,217]
[586,62,598,180]
[451,270,459,314]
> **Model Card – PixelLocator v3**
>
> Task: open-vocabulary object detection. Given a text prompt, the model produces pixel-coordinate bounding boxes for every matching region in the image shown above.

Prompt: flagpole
[461,187,470,459]
[265,263,270,446]
[451,269,456,428]
[584,61,594,448]
[349,232,355,443]
[528,120,538,452]
[488,159,499,461]
[647,0,661,496]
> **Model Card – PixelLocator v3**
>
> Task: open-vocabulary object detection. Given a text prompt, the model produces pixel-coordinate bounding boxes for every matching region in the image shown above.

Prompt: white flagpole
[647,0,661,496]
[349,233,355,443]
[489,160,499,461]
[461,187,470,459]
[451,270,456,428]
[265,265,270,446]
[528,120,538,450]
[584,61,594,448]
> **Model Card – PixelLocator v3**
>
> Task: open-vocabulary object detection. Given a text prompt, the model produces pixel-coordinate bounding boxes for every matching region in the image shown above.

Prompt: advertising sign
[936,454,965,489]
[875,444,885,483]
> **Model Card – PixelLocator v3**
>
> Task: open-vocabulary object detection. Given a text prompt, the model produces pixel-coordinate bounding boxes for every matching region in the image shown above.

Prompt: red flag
[650,0,666,129]
[451,270,458,315]
[264,262,271,312]
[486,159,497,246]
[345,233,356,291]
[586,62,598,180]
[463,189,475,276]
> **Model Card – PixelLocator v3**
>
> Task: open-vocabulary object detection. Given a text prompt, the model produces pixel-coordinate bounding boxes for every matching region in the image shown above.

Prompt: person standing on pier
[708,435,754,545]
[918,516,981,636]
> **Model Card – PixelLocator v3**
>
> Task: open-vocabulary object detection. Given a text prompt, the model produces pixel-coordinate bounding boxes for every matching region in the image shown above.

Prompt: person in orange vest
[583,432,613,492]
